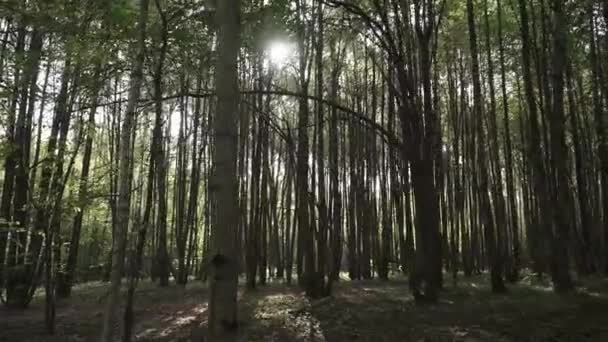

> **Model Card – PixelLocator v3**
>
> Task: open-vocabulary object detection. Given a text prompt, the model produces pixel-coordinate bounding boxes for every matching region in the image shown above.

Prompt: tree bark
[207,0,240,339]
[547,0,574,292]
[153,9,170,289]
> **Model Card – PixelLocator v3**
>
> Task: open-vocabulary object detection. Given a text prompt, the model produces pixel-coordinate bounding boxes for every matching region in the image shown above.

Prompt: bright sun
[267,41,292,66]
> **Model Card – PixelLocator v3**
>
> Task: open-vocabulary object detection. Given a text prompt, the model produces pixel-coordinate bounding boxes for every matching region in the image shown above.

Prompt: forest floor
[2,272,608,341]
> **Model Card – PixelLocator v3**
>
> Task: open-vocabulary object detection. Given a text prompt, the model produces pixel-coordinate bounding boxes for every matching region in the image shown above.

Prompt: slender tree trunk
[100,0,148,339]
[0,23,25,223]
[566,66,592,274]
[517,0,551,277]
[466,0,505,293]
[497,0,520,282]
[315,0,329,293]
[328,46,342,285]
[182,77,204,285]
[4,29,45,308]
[590,2,608,275]
[123,130,156,342]
[483,0,508,287]
[152,4,170,287]
[294,0,318,298]
[57,63,102,298]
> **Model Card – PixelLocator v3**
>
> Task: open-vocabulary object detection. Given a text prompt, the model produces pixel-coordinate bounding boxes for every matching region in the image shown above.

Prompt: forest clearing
[1,0,608,340]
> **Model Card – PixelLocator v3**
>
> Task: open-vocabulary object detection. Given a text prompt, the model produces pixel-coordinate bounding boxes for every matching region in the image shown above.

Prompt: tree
[100,0,149,340]
[466,0,506,293]
[206,0,240,339]
[547,0,573,292]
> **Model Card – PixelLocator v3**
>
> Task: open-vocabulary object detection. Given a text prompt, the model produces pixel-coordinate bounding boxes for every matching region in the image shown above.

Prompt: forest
[1,0,608,340]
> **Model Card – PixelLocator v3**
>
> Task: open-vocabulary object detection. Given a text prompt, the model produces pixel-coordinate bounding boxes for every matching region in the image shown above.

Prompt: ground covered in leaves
[2,273,608,341]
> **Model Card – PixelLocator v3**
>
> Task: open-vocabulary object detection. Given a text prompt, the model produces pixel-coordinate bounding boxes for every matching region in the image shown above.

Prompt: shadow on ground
[310,275,608,341]
[2,274,608,341]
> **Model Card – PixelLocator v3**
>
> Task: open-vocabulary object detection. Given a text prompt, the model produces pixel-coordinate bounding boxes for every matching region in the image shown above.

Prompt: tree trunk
[467,0,505,293]
[547,0,574,292]
[206,0,240,339]
[497,0,520,282]
[517,0,551,277]
[57,63,102,298]
[100,0,148,339]
[152,5,170,287]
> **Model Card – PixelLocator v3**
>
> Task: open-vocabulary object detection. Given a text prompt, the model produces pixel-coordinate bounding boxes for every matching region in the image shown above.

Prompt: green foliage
[110,0,134,27]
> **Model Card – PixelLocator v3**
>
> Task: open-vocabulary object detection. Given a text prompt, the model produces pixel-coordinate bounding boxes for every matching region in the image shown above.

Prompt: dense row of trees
[0,0,607,340]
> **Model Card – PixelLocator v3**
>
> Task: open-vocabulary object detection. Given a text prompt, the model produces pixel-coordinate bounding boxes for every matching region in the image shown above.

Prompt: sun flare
[267,41,292,66]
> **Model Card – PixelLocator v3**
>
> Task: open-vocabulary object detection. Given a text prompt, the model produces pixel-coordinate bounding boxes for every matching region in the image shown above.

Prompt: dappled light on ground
[135,303,208,340]
[237,287,325,341]
[2,275,608,341]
